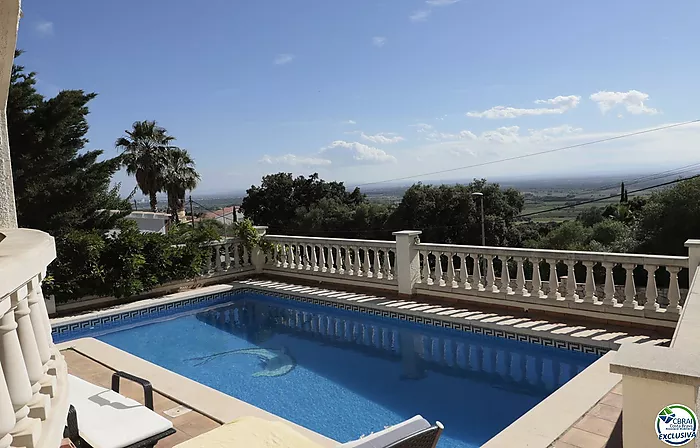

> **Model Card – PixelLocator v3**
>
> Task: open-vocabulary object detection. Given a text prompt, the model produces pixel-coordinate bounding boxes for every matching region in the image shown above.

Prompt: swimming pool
[77,291,597,448]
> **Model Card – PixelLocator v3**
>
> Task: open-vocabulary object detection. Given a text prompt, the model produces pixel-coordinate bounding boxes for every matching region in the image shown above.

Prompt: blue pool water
[96,293,597,448]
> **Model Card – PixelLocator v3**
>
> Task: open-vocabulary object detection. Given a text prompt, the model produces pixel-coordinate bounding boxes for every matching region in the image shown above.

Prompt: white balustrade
[0,228,68,448]
[265,236,398,286]
[201,238,255,276]
[415,243,689,317]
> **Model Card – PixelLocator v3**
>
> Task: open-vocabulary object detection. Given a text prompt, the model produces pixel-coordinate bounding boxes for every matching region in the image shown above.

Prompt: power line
[574,162,700,196]
[355,120,700,188]
[519,174,700,218]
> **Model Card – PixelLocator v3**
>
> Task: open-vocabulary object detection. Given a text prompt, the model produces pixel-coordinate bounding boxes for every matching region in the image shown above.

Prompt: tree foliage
[8,51,130,236]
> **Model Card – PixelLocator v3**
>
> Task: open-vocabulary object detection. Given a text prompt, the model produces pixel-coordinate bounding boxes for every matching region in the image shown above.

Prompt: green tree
[634,177,700,255]
[162,147,200,222]
[116,120,175,212]
[241,173,365,233]
[389,179,525,246]
[8,51,130,236]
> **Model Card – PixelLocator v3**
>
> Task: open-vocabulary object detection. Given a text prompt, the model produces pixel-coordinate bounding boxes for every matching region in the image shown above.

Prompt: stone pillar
[251,226,268,273]
[392,230,422,296]
[26,279,56,396]
[0,0,21,229]
[685,239,700,276]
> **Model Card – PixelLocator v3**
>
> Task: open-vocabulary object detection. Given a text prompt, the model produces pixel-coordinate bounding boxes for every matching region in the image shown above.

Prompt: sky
[16,0,700,196]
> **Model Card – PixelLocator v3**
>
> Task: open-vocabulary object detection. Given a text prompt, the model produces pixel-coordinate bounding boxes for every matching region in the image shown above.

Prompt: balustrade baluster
[389,251,396,279]
[311,245,318,271]
[272,244,279,267]
[531,259,543,298]
[0,357,13,448]
[487,256,498,293]
[565,260,577,302]
[501,257,513,295]
[383,251,391,279]
[516,258,527,297]
[602,262,616,306]
[622,264,638,308]
[345,247,353,275]
[459,254,471,290]
[644,265,659,311]
[301,245,308,270]
[0,307,41,448]
[474,255,484,291]
[435,253,444,287]
[319,246,327,272]
[226,243,233,269]
[583,262,598,304]
[365,248,372,278]
[667,266,682,314]
[421,251,431,285]
[373,249,381,279]
[214,244,222,272]
[13,292,50,420]
[26,280,55,397]
[356,248,363,276]
[447,253,456,288]
[546,259,559,300]
[330,246,337,273]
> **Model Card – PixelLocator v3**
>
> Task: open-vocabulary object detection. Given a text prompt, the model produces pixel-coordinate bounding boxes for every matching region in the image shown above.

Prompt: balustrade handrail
[0,228,57,300]
[416,242,688,267]
[200,237,241,247]
[266,234,396,247]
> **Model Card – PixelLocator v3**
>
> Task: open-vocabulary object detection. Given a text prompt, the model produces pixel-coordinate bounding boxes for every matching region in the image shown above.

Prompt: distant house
[202,206,245,224]
[104,210,171,236]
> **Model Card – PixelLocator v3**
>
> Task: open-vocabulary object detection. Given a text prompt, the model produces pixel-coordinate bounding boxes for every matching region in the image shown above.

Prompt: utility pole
[189,195,195,227]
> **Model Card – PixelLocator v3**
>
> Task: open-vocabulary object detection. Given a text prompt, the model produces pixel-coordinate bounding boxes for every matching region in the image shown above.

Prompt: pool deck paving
[550,381,623,448]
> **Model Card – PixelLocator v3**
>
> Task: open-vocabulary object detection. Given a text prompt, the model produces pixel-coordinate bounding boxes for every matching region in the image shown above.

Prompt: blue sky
[17,0,700,195]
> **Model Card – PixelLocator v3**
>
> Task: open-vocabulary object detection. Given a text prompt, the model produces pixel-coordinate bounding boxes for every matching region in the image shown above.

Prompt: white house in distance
[104,210,171,235]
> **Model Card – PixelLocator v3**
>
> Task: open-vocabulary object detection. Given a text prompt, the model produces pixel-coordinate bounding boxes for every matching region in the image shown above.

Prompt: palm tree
[162,147,200,222]
[116,121,174,212]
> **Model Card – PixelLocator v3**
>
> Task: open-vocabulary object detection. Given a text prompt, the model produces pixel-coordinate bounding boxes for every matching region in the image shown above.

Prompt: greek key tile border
[52,291,233,342]
[52,286,608,356]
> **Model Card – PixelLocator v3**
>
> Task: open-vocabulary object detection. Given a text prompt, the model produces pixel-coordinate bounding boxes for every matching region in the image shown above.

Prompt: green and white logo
[656,404,697,446]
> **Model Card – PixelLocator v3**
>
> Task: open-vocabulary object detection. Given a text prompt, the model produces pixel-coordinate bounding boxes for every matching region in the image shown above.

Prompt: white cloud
[320,141,397,165]
[467,95,581,119]
[426,0,460,5]
[273,54,295,65]
[343,120,357,125]
[410,123,434,133]
[372,37,387,47]
[359,132,405,144]
[527,125,582,142]
[35,21,53,36]
[259,154,331,166]
[410,10,431,22]
[590,90,658,115]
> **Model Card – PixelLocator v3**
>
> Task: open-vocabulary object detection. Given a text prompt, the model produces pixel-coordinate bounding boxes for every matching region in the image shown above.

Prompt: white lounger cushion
[68,374,173,448]
[338,415,431,448]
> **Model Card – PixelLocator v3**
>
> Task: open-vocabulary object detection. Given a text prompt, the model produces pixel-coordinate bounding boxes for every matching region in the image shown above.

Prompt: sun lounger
[339,415,444,448]
[65,372,175,448]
